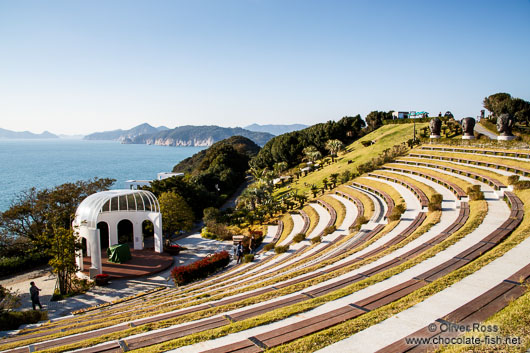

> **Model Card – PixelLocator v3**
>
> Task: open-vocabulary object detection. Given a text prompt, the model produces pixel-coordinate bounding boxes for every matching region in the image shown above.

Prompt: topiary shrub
[428,193,443,211]
[349,215,368,232]
[243,254,254,263]
[311,236,322,244]
[274,245,290,254]
[293,233,306,243]
[467,185,485,200]
[514,181,530,190]
[323,225,336,235]
[508,175,520,185]
[263,243,276,252]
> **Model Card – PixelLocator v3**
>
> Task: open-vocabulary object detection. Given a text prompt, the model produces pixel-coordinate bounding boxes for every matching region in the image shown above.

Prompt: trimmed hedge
[263,243,276,252]
[274,245,289,254]
[0,253,49,278]
[0,310,48,331]
[243,254,254,263]
[311,236,322,244]
[323,225,336,236]
[292,233,306,243]
[170,251,230,286]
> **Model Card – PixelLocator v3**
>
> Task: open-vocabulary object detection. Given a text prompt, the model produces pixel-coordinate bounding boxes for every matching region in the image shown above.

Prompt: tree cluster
[483,93,530,126]
[250,116,365,170]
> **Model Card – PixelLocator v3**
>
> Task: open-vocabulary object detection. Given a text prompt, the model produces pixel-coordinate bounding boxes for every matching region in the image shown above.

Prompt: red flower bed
[94,273,110,285]
[170,250,230,286]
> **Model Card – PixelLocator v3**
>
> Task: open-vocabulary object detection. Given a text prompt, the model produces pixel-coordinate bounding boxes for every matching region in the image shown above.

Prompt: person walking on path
[236,242,244,264]
[30,282,42,310]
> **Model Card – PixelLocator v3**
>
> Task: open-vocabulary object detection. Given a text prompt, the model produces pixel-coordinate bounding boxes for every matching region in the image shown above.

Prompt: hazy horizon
[1,0,529,135]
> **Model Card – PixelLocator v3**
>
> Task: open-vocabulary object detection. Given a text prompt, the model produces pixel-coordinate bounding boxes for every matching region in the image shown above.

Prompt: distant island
[0,128,58,139]
[244,123,308,135]
[84,123,274,147]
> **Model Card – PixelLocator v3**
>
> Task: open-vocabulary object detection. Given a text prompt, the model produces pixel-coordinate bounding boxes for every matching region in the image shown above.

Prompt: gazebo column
[88,228,102,275]
[153,214,163,253]
[133,221,143,250]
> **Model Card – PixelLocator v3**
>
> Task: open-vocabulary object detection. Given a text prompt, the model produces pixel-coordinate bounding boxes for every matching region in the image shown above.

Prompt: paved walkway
[278,213,305,246]
[475,123,498,139]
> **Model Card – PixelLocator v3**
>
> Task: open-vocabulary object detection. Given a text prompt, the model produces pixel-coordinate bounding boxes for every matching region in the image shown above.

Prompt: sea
[0,139,205,212]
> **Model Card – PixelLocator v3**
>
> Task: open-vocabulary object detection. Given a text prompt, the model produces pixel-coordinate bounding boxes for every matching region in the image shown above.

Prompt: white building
[392,111,409,119]
[73,189,162,276]
[125,172,184,189]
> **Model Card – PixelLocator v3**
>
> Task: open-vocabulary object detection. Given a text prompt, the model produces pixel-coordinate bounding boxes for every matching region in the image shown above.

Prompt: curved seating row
[367,172,429,209]
[420,145,530,159]
[351,182,395,221]
[396,159,506,191]
[409,152,530,177]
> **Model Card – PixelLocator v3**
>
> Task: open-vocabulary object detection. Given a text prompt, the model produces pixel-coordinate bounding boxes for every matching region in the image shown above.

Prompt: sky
[1,0,529,135]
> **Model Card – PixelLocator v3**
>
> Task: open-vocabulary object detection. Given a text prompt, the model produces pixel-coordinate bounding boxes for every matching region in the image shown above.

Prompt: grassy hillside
[274,123,427,197]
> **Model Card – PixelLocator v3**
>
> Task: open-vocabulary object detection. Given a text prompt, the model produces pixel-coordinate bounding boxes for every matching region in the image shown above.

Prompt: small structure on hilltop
[73,189,163,276]
[461,117,476,139]
[497,113,516,141]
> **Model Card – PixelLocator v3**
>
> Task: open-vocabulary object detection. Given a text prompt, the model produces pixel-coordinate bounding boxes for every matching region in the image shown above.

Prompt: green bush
[243,254,254,263]
[0,253,49,278]
[293,233,306,243]
[274,245,290,254]
[514,181,530,190]
[323,225,336,235]
[311,236,322,244]
[389,203,406,221]
[508,175,520,185]
[428,193,443,211]
[349,215,368,232]
[263,243,276,252]
[0,310,48,331]
[467,185,485,200]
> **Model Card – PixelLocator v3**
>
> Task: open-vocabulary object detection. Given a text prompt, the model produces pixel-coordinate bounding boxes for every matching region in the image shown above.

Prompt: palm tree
[325,139,345,162]
[329,173,339,188]
[303,146,322,163]
[310,184,319,198]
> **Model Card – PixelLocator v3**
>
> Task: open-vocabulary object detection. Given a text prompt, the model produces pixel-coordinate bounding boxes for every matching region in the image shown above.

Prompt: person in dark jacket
[30,281,42,310]
[236,242,244,264]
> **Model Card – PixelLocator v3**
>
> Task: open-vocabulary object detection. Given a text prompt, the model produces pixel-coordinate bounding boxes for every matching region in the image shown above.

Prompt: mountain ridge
[0,128,58,139]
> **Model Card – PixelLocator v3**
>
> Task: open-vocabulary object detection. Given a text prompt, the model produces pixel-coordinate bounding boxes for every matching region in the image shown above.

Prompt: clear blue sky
[1,0,529,135]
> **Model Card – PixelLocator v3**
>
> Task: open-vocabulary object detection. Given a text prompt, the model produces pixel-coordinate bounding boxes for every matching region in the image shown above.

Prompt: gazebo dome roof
[74,190,160,229]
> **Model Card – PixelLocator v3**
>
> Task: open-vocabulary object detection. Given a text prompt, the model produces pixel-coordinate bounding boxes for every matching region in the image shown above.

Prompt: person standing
[236,242,244,264]
[30,282,42,310]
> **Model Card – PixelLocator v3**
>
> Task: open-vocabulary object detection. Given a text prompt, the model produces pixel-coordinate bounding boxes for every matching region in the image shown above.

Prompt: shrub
[349,215,368,232]
[0,310,48,331]
[428,193,443,211]
[243,254,254,263]
[170,250,230,286]
[389,203,406,221]
[339,170,353,184]
[274,245,290,254]
[293,233,306,243]
[0,253,49,278]
[467,185,485,200]
[508,175,520,185]
[514,181,530,190]
[263,243,276,252]
[323,225,336,235]
[311,236,322,244]
[361,140,373,147]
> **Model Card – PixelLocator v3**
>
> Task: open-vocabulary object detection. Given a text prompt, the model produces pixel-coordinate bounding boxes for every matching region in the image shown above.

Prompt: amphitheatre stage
[82,248,174,279]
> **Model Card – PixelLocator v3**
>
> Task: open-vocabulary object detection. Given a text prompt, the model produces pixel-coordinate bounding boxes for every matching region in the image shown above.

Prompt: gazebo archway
[73,190,163,276]
[117,219,134,244]
[97,221,110,249]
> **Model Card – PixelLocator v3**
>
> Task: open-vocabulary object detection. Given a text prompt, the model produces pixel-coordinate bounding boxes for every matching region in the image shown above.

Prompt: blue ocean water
[0,139,204,211]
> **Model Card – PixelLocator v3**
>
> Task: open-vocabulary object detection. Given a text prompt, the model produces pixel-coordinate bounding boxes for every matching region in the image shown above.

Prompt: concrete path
[475,123,498,139]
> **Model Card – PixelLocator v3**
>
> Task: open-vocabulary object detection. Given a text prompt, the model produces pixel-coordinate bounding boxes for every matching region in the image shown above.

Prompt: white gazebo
[73,190,163,275]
